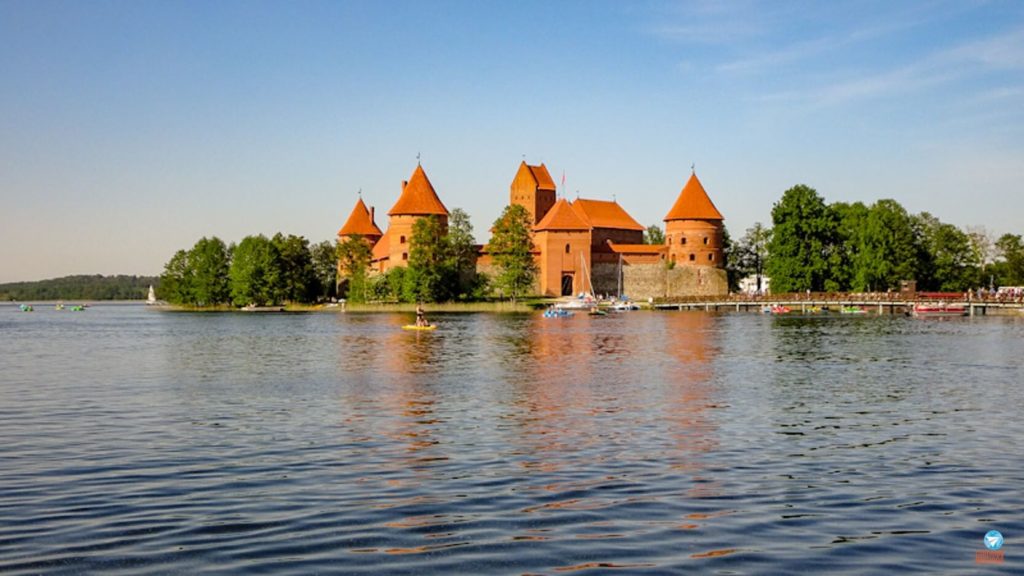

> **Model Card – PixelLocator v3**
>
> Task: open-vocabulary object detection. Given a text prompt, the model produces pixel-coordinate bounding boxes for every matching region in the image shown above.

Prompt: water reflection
[4,307,1022,574]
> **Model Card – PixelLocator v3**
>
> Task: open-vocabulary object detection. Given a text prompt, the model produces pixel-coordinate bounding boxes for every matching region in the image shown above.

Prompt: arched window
[400,235,406,244]
[681,237,687,245]
[668,236,672,245]
[703,237,708,245]
[708,253,714,261]
[565,243,570,254]
[689,253,695,261]
[402,252,408,261]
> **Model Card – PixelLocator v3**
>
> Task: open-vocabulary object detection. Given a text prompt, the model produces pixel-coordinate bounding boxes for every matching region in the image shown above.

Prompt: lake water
[1,304,1022,574]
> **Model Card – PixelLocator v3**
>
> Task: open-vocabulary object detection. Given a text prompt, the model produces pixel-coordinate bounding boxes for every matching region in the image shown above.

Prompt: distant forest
[0,275,159,301]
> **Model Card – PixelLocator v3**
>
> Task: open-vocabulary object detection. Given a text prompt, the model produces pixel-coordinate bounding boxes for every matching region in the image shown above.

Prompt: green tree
[160,249,194,305]
[229,235,282,306]
[845,200,917,292]
[406,215,453,302]
[489,204,537,302]
[732,222,772,293]
[765,184,836,292]
[829,201,868,291]
[995,233,1024,285]
[913,214,980,291]
[446,208,485,300]
[643,225,665,245]
[337,236,372,302]
[310,240,339,300]
[188,236,231,305]
[272,233,316,303]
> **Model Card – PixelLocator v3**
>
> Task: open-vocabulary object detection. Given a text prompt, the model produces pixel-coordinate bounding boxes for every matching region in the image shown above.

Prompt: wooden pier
[651,293,1024,316]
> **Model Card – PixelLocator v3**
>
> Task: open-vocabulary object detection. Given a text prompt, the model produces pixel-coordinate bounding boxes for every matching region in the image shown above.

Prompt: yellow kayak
[402,324,437,331]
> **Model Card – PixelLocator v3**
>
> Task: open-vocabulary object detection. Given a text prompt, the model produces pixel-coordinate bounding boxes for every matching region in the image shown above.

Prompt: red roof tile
[371,231,390,261]
[528,163,556,191]
[388,165,449,216]
[338,198,383,237]
[571,199,645,231]
[533,198,590,231]
[664,172,724,221]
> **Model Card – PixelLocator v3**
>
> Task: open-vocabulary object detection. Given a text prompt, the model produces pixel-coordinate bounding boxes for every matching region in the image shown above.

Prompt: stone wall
[620,263,727,301]
[591,262,620,297]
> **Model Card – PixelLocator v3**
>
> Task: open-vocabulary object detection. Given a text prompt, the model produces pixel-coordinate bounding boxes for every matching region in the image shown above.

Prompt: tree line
[338,205,538,303]
[0,275,158,301]
[724,184,1024,293]
[160,234,337,306]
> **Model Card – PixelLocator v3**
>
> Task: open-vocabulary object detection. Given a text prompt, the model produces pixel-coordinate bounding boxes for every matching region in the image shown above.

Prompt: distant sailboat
[146,285,157,305]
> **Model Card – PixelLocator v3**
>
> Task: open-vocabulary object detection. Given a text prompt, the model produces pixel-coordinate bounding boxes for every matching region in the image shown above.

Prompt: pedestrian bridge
[652,292,1024,316]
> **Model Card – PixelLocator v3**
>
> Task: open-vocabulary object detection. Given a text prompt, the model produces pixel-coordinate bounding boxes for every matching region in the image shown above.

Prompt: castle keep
[338,162,728,301]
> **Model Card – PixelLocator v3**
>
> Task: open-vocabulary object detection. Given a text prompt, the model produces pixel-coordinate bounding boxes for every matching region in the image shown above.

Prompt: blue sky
[1,0,1022,282]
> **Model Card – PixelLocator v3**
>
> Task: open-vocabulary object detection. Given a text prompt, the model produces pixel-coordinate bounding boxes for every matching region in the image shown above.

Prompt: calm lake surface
[1,304,1022,574]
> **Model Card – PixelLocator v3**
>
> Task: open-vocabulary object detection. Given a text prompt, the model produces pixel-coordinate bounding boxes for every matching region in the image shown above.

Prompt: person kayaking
[415,303,428,327]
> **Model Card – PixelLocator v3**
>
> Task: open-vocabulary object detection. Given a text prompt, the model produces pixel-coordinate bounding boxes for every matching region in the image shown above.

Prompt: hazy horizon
[3,1,1023,283]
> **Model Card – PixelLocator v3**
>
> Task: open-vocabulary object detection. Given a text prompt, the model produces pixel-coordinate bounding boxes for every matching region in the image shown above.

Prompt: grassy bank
[335,301,536,313]
[157,301,538,313]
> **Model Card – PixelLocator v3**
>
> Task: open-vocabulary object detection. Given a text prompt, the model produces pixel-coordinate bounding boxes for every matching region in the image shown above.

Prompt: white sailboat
[555,254,599,312]
[146,285,158,305]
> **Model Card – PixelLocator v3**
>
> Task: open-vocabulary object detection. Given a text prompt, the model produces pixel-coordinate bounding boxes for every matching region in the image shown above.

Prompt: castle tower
[510,161,557,226]
[663,171,725,267]
[533,198,593,297]
[337,197,383,277]
[384,164,449,267]
[337,197,383,246]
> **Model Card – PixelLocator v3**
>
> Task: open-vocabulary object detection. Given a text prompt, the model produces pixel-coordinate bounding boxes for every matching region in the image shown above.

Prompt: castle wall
[620,263,728,301]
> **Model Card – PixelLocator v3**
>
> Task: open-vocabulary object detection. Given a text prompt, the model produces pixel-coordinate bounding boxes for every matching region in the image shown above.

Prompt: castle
[338,162,727,300]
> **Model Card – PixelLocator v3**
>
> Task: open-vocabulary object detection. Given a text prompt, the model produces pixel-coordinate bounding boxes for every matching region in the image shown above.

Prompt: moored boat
[911,303,966,317]
[840,306,868,315]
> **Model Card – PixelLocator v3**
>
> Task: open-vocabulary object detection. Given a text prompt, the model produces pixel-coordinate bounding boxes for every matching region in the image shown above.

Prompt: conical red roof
[338,198,383,237]
[534,198,590,231]
[664,172,724,221]
[388,164,449,216]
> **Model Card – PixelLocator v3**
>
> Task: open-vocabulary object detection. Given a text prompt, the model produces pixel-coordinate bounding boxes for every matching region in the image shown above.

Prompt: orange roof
[388,164,449,216]
[338,198,383,237]
[528,163,556,191]
[664,172,724,221]
[371,231,390,261]
[533,198,590,231]
[571,199,645,231]
[607,242,668,254]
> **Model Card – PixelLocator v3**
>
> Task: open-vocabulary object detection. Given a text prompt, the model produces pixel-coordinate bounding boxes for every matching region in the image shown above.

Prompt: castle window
[681,237,687,245]
[402,252,408,261]
[703,237,708,245]
[400,235,406,244]
[708,253,714,261]
[689,253,695,261]
[668,236,672,245]
[565,243,570,254]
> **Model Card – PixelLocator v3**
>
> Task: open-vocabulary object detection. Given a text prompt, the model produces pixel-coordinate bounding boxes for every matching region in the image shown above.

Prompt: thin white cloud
[752,25,1024,106]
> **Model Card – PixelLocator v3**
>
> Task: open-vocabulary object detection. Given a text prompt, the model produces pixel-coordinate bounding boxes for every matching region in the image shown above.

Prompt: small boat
[543,308,574,318]
[761,305,790,315]
[55,303,64,311]
[588,308,607,316]
[69,305,86,312]
[840,306,868,315]
[608,301,639,312]
[146,285,158,305]
[911,303,966,317]
[19,304,33,312]
[402,324,437,331]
